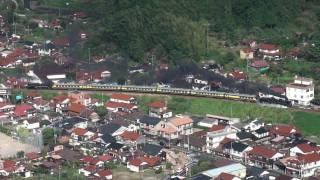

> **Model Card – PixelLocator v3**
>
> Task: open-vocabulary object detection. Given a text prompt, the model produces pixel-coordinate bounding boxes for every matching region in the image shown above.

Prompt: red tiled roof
[209,125,226,132]
[229,70,247,80]
[82,155,94,163]
[270,86,285,95]
[26,152,40,160]
[249,146,277,159]
[259,43,279,51]
[83,165,96,172]
[105,102,135,110]
[250,60,269,68]
[120,131,140,141]
[129,158,143,166]
[53,37,70,46]
[99,155,112,162]
[298,153,320,164]
[68,103,86,114]
[215,172,237,180]
[148,101,166,108]
[129,156,161,167]
[73,128,87,136]
[110,93,134,101]
[296,144,317,153]
[3,160,16,172]
[53,94,68,103]
[270,124,301,137]
[14,104,33,117]
[241,48,252,53]
[0,48,26,66]
[97,169,112,177]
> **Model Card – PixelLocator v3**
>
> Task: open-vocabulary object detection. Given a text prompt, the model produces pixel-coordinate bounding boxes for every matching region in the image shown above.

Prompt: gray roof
[99,123,121,135]
[223,141,249,152]
[139,116,161,126]
[141,144,163,156]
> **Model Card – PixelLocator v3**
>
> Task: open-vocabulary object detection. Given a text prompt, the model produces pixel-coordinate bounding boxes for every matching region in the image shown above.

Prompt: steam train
[26,82,292,107]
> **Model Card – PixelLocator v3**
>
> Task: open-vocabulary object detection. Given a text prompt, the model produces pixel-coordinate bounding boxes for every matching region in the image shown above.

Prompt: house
[137,116,161,135]
[148,101,172,118]
[51,94,69,113]
[215,173,241,180]
[284,153,320,178]
[179,135,206,152]
[270,124,301,138]
[250,59,269,72]
[105,102,138,113]
[55,117,88,133]
[253,127,269,139]
[289,143,320,156]
[201,163,246,179]
[0,102,15,112]
[258,43,281,60]
[286,76,314,106]
[32,98,50,112]
[0,160,18,176]
[68,91,92,106]
[141,144,163,157]
[13,104,34,119]
[25,152,41,161]
[68,103,86,116]
[119,131,145,147]
[127,156,161,172]
[73,11,88,19]
[270,85,286,96]
[81,156,104,167]
[153,115,193,139]
[240,48,254,59]
[222,141,252,160]
[98,123,127,137]
[206,125,237,153]
[242,119,265,132]
[23,118,40,129]
[79,165,96,177]
[246,146,283,168]
[94,169,112,180]
[236,131,256,142]
[69,128,95,146]
[95,134,116,147]
[197,117,218,128]
[228,70,247,81]
[110,93,136,104]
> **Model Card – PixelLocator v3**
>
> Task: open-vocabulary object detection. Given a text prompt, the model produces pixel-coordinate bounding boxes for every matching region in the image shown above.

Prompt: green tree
[16,151,24,158]
[17,127,30,138]
[42,128,55,146]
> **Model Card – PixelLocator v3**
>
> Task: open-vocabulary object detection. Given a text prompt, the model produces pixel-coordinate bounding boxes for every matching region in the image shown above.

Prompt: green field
[137,95,320,136]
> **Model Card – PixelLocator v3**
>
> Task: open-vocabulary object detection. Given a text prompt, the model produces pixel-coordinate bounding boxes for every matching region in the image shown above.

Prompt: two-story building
[286,76,314,106]
[110,93,136,104]
[206,125,237,153]
[246,146,283,169]
[147,101,172,119]
[284,153,320,178]
[153,115,193,140]
[258,43,281,60]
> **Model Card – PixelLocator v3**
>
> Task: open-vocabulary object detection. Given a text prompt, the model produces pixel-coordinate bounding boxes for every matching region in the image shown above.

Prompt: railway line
[25,82,320,113]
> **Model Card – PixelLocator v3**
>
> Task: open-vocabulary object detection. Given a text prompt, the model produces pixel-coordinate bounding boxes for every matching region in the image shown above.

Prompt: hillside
[62,0,320,63]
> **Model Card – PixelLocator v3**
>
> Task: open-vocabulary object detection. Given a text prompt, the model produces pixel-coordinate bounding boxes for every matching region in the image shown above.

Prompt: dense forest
[63,0,320,63]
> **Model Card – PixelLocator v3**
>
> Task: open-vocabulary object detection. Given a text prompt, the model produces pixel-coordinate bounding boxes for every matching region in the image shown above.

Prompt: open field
[0,132,40,158]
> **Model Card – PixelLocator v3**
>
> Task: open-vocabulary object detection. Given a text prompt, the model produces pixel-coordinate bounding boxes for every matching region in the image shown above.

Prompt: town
[0,0,319,180]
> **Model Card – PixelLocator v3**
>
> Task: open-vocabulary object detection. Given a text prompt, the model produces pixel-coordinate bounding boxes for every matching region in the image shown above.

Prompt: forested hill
[73,0,320,63]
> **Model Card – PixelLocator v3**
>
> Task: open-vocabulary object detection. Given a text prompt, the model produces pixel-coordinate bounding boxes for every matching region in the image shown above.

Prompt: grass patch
[90,93,109,103]
[292,111,320,136]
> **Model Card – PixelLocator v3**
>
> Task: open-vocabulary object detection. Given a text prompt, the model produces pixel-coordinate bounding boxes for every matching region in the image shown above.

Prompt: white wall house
[286,76,314,106]
[206,126,237,153]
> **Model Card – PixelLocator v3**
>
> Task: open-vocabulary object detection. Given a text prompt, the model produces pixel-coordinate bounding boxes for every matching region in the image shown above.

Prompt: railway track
[22,82,320,114]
